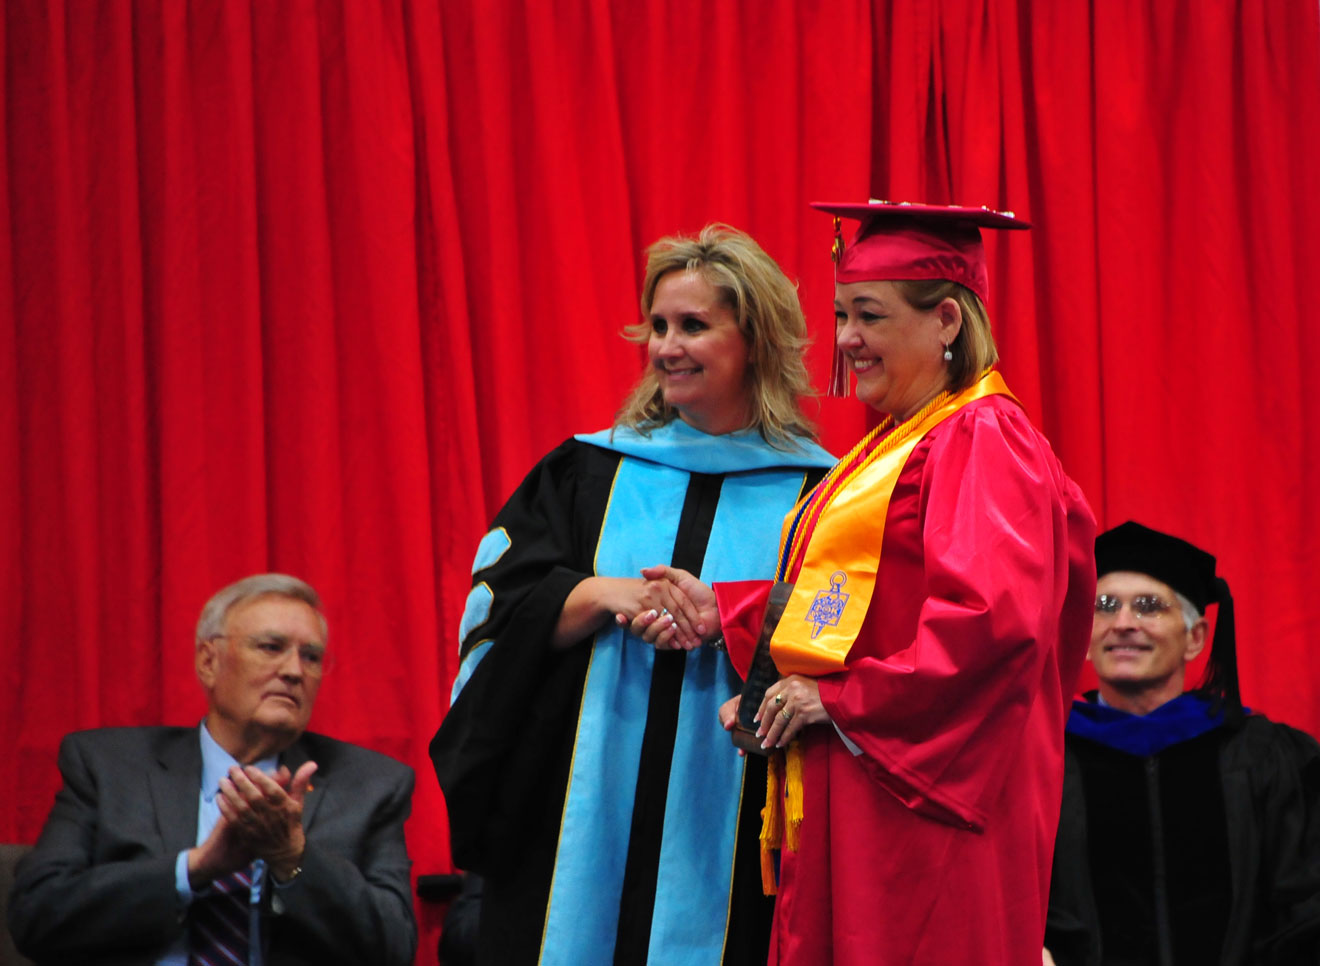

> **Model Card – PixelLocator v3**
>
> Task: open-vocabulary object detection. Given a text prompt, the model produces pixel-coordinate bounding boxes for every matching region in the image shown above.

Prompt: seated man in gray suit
[7,573,417,966]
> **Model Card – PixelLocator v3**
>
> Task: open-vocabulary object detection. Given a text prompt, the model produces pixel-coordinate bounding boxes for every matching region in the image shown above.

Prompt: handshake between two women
[613,564,717,651]
[612,564,831,752]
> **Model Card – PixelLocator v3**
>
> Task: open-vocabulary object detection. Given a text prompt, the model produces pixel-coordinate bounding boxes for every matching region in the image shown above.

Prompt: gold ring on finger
[779,707,794,721]
[774,692,785,706]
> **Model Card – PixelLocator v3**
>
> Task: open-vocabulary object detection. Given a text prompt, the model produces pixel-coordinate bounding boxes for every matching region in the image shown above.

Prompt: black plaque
[731,580,794,755]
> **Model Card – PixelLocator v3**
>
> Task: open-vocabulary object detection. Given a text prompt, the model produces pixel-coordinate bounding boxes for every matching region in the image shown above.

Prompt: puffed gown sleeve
[430,439,610,874]
[817,405,1095,831]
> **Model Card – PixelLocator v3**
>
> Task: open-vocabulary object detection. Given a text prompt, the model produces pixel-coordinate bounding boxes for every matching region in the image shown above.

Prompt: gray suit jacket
[6,726,416,966]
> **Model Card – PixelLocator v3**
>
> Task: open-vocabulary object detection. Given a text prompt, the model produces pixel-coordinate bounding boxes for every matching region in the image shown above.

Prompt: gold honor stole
[770,370,1015,677]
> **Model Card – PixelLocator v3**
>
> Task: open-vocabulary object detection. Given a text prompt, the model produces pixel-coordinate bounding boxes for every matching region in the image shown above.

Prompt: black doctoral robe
[1047,693,1320,966]
[432,424,832,965]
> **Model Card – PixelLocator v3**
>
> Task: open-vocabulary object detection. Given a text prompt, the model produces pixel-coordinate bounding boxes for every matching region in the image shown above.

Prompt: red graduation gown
[718,395,1096,966]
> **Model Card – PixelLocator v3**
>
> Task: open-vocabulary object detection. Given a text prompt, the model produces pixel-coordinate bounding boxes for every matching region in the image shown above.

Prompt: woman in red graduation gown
[637,202,1097,965]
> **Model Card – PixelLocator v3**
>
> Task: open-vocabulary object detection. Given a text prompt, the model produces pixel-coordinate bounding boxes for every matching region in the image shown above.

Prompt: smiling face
[1089,571,1207,713]
[834,280,961,420]
[646,269,752,435]
[196,593,326,762]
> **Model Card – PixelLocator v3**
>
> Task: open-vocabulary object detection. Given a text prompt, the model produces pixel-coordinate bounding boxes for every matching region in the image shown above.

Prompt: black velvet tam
[1095,521,1217,614]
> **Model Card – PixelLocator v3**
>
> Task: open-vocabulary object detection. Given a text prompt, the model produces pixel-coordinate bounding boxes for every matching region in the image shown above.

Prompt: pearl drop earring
[942,344,953,362]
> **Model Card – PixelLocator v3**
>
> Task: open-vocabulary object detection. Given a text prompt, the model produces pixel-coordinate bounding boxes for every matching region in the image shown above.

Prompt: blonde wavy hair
[616,224,816,446]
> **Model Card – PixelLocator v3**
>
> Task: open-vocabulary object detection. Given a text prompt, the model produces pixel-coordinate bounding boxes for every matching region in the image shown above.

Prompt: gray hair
[1174,589,1200,633]
[195,573,326,644]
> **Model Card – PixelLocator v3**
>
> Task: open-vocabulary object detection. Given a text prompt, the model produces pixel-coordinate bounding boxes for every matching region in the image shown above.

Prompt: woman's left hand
[756,675,830,749]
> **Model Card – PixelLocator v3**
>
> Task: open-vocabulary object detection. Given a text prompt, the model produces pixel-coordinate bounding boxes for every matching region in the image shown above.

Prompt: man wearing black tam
[1045,522,1320,966]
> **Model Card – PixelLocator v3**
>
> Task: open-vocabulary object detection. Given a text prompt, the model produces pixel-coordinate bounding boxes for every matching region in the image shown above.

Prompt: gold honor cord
[770,370,1015,677]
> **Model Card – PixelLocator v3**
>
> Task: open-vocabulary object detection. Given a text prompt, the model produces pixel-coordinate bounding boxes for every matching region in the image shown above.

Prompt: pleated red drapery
[3,2,1319,962]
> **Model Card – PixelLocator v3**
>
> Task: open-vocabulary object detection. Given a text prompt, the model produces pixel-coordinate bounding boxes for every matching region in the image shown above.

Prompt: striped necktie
[188,865,253,966]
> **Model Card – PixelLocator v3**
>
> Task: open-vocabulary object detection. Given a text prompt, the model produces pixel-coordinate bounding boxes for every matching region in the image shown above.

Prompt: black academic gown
[431,424,832,966]
[1046,695,1320,966]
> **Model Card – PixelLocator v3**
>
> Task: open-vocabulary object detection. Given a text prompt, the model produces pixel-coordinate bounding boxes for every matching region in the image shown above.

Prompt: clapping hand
[216,761,317,881]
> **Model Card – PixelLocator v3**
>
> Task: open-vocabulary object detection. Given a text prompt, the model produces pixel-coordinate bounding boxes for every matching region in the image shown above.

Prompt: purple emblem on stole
[805,571,849,639]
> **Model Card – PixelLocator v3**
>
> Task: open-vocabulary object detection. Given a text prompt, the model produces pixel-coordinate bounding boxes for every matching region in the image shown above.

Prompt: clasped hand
[615,565,719,651]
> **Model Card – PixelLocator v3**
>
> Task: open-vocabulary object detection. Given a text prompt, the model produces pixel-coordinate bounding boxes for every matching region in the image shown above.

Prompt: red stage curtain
[3,2,1319,961]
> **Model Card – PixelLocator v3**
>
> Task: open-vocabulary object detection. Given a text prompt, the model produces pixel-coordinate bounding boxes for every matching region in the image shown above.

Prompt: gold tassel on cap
[827,216,849,398]
[830,215,845,265]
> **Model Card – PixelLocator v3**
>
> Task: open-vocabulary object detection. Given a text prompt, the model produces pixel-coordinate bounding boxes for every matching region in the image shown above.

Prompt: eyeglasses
[213,634,329,677]
[1094,594,1173,619]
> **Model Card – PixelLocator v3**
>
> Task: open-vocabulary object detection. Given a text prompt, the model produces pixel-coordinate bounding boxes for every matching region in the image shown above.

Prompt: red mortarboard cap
[811,200,1029,304]
[812,200,1029,396]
